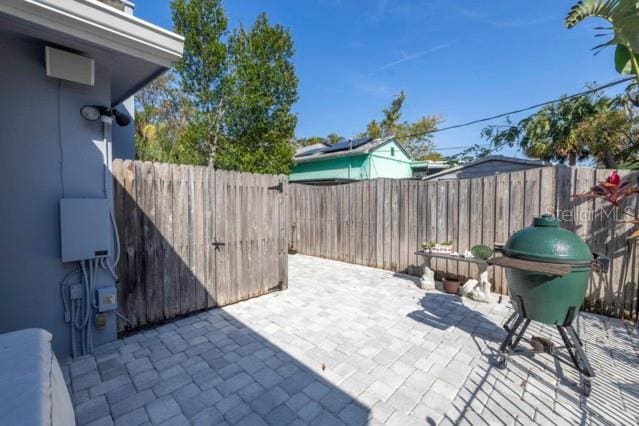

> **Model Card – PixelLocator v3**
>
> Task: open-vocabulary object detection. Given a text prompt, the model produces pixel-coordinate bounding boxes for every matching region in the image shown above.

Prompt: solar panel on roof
[322,137,372,153]
[295,147,327,157]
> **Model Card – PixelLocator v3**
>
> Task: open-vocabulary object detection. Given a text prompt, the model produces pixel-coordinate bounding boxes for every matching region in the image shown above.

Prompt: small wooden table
[415,250,492,301]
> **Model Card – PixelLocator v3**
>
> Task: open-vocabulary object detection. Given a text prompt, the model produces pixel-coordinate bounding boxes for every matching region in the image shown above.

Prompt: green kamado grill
[488,215,608,396]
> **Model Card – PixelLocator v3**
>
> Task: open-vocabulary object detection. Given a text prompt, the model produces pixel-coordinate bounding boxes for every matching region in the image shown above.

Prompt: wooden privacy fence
[288,166,639,320]
[113,159,288,332]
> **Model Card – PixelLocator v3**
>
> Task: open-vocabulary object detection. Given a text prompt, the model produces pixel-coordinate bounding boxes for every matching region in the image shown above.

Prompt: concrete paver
[66,255,639,425]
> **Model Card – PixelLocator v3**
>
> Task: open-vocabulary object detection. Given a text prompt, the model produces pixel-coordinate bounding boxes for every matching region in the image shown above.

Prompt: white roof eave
[0,0,184,68]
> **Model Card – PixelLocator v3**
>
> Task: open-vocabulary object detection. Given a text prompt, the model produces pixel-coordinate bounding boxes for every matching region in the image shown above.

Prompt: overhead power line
[433,144,490,151]
[395,76,635,142]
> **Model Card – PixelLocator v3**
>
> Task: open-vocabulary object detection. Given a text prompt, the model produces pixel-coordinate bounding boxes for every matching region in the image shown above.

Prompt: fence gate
[112,160,288,332]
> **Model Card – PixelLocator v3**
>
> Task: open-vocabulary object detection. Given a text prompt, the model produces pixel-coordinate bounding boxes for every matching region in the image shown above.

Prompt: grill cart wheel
[581,377,592,397]
[497,353,508,369]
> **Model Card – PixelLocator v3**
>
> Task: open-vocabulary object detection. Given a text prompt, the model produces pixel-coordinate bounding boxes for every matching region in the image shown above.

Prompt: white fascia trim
[0,0,184,67]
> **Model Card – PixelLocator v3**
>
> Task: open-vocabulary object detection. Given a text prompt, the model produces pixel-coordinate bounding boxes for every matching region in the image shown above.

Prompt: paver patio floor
[65,255,639,425]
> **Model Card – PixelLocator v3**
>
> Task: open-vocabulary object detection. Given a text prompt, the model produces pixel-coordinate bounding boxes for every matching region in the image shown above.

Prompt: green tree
[134,72,209,164]
[326,133,343,145]
[171,0,228,165]
[421,151,446,162]
[361,91,442,160]
[476,92,637,166]
[215,13,298,174]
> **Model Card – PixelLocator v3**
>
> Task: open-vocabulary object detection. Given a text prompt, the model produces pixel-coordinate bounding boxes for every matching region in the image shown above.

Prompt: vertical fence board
[589,169,611,314]
[509,171,525,236]
[447,180,459,277]
[457,180,470,279]
[417,182,428,275]
[206,167,216,308]
[426,182,438,274]
[192,166,207,310]
[375,180,384,269]
[140,162,161,323]
[176,166,194,316]
[279,175,289,290]
[540,167,556,217]
[368,182,377,267]
[436,182,448,275]
[383,179,392,270]
[482,176,496,285]
[159,164,178,320]
[556,166,575,231]
[355,183,363,265]
[408,181,418,274]
[127,161,145,327]
[214,170,229,307]
[494,173,510,294]
[523,168,541,227]
[468,178,483,279]
[398,181,408,272]
[362,182,370,266]
[391,180,400,271]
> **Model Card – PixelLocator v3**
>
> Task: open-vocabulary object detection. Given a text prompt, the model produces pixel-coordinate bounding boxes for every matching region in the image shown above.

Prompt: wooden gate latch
[268,182,283,192]
[211,240,226,250]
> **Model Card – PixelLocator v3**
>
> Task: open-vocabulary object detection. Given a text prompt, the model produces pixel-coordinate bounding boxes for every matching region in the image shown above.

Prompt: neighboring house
[0,0,183,359]
[423,155,548,181]
[411,160,449,179]
[290,137,416,184]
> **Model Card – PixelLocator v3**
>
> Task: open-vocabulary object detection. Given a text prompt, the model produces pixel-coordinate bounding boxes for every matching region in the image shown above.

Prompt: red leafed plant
[572,171,639,206]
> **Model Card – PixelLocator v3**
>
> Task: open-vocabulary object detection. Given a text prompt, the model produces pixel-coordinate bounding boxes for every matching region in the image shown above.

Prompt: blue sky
[134,0,622,157]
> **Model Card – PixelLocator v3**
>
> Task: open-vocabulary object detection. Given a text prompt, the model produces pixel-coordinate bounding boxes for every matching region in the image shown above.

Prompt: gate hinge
[268,182,283,192]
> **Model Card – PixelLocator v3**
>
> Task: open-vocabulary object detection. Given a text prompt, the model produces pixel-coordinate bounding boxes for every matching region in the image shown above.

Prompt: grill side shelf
[488,256,572,276]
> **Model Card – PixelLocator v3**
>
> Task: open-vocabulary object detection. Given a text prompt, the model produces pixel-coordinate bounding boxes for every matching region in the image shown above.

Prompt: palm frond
[592,38,619,52]
[565,0,619,28]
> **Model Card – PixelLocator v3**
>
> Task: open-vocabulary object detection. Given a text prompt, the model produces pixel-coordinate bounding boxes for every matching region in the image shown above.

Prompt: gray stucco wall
[111,0,136,161]
[112,96,136,160]
[0,32,120,356]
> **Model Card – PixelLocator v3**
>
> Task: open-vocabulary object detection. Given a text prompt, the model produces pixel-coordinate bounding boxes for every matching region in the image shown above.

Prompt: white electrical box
[60,198,111,262]
[45,46,95,86]
[97,287,118,312]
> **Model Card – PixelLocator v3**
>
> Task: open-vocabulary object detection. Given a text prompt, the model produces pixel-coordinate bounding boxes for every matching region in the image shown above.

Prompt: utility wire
[396,76,635,141]
[433,144,491,151]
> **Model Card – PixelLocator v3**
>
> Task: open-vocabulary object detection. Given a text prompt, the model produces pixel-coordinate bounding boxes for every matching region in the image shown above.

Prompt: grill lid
[503,214,592,266]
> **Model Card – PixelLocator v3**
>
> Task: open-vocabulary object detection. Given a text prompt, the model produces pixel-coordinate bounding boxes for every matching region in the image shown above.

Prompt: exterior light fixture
[80,105,131,127]
[80,105,101,121]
